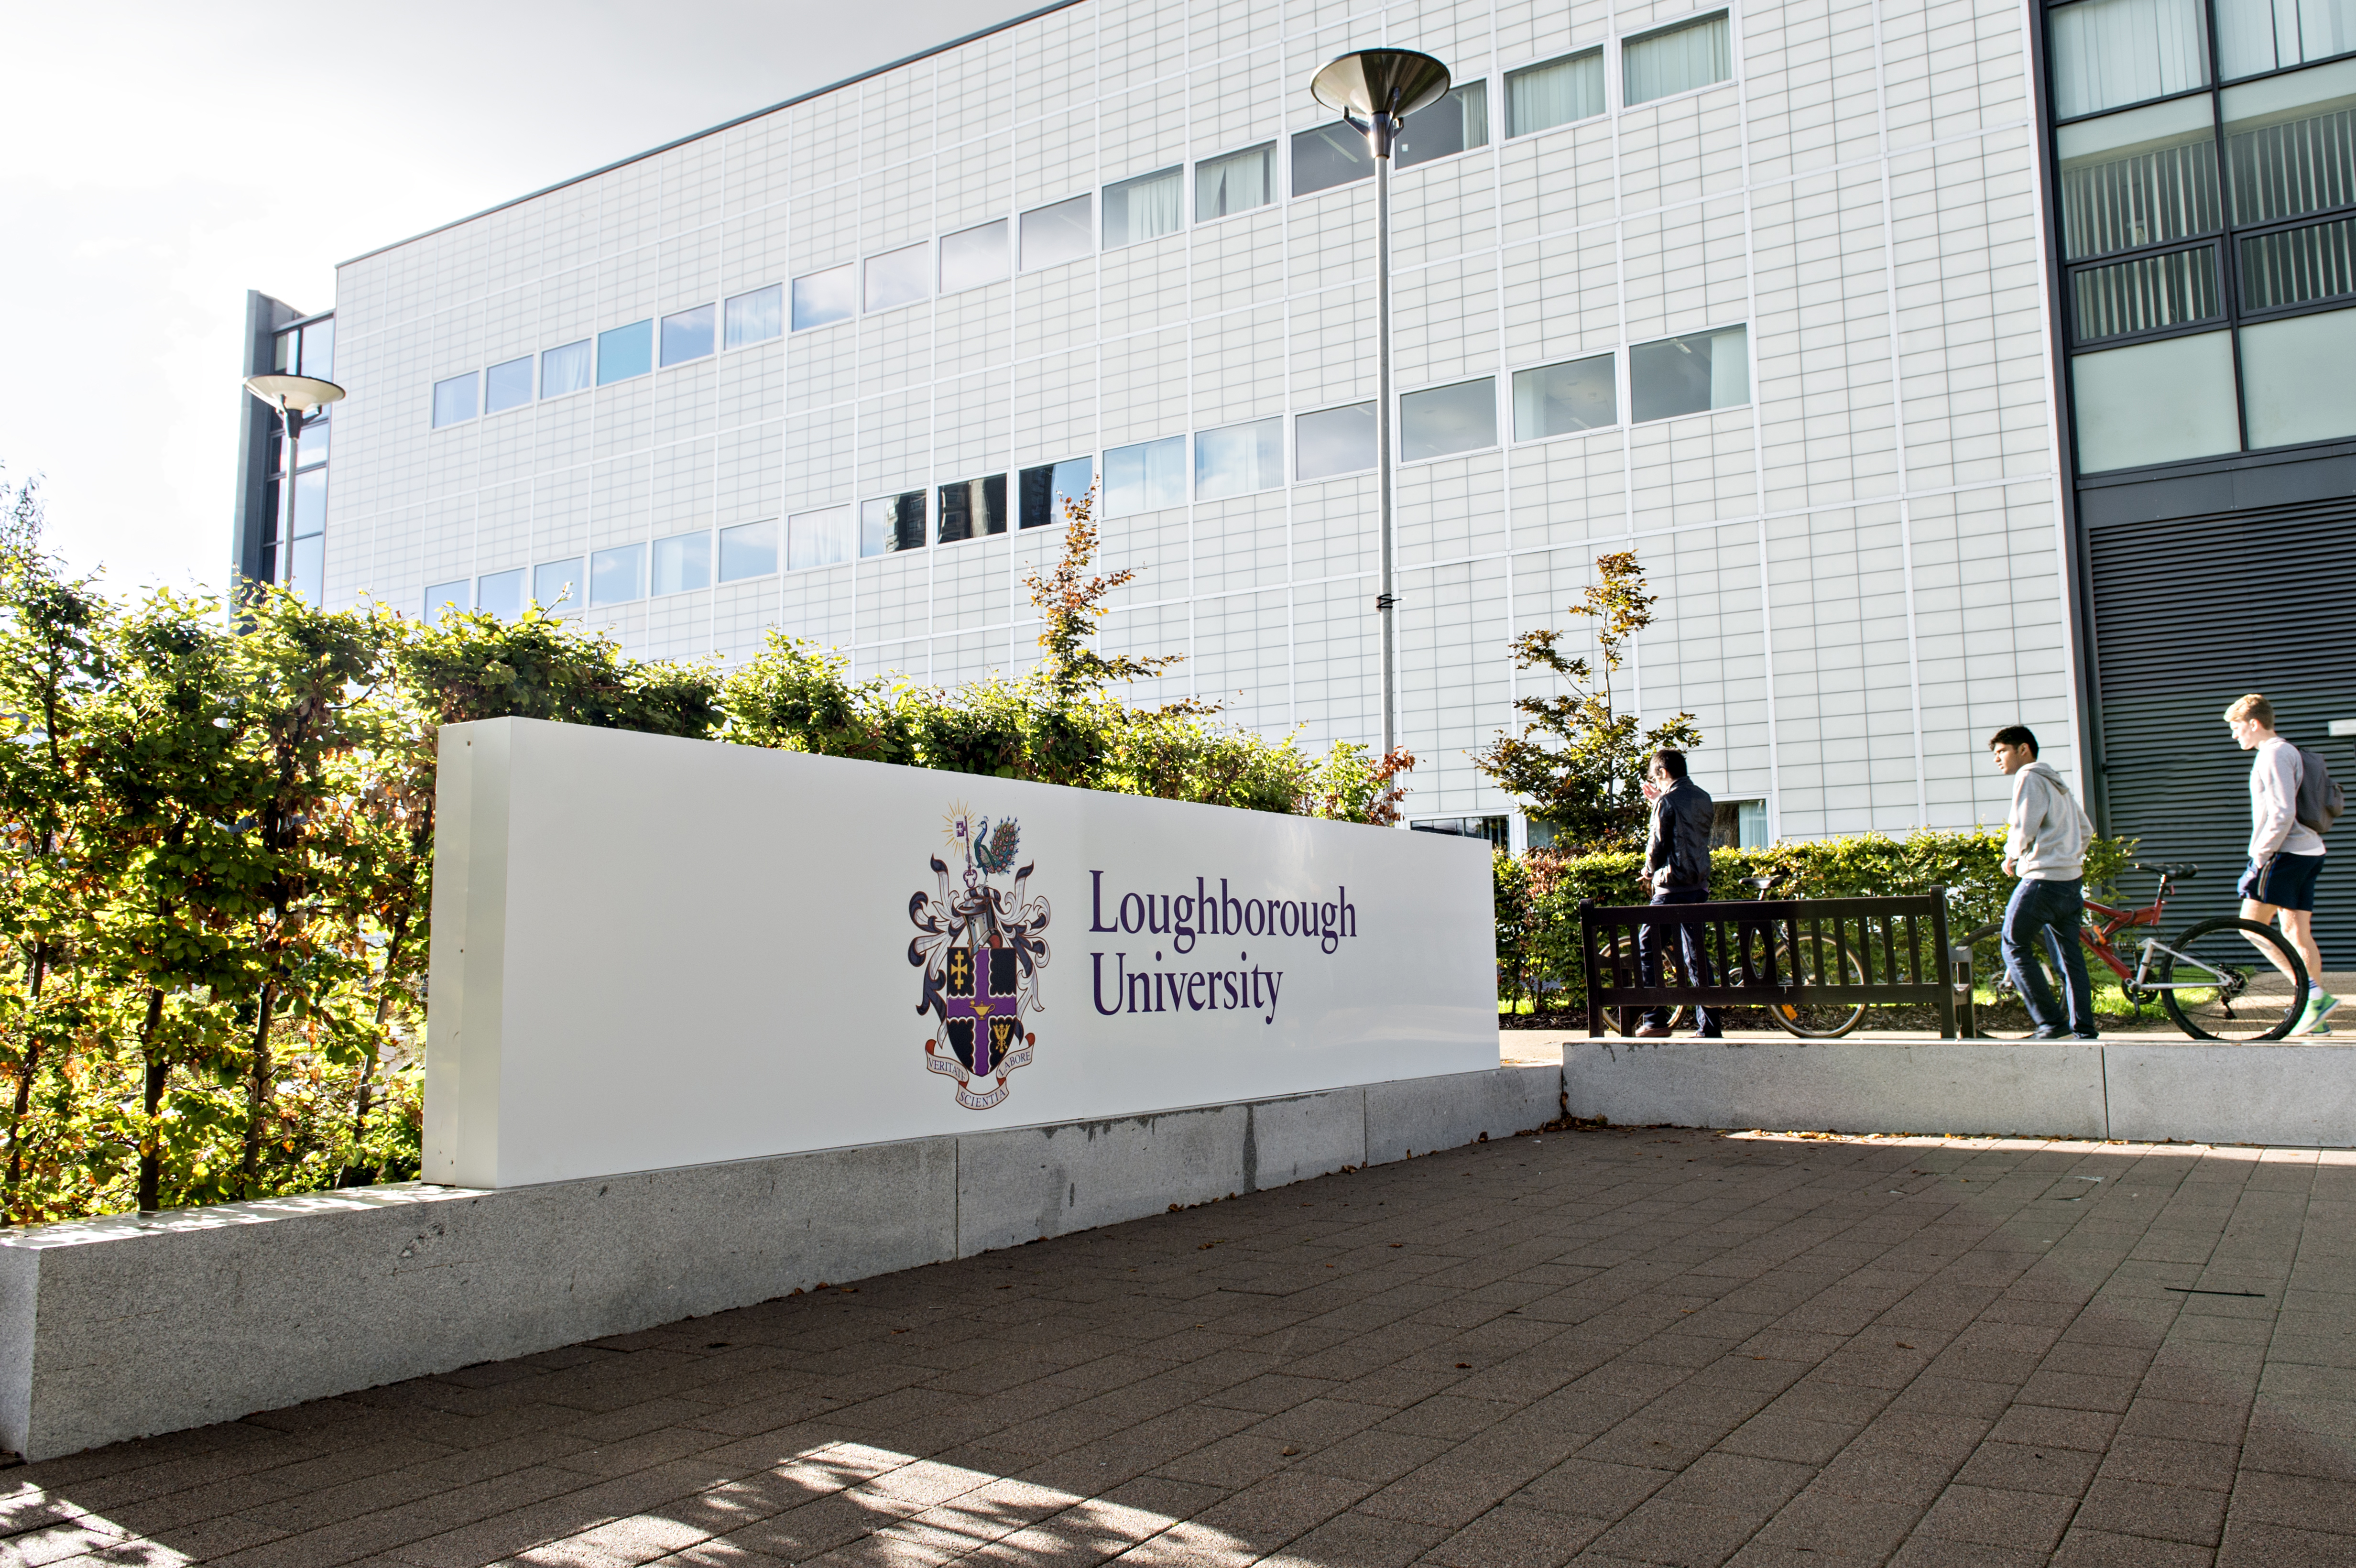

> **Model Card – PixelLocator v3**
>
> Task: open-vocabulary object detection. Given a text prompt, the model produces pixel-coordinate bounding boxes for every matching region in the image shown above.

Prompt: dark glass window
[1396,83,1489,166]
[937,474,1007,542]
[1019,457,1094,527]
[862,491,927,555]
[1291,124,1371,196]
[2070,245,2225,339]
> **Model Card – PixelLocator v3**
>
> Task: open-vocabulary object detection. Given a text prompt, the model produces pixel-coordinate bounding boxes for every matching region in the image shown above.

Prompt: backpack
[2297,747,2345,836]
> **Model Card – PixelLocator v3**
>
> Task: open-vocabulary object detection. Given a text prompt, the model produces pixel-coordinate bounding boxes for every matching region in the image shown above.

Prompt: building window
[287,534,324,608]
[299,318,334,379]
[2049,0,2208,119]
[652,532,710,594]
[423,579,470,621]
[1507,48,1607,136]
[542,339,592,397]
[1513,353,1617,439]
[1400,378,1497,460]
[2218,0,2356,77]
[1410,816,1510,848]
[937,475,1007,542]
[1018,458,1095,528]
[2223,59,2356,226]
[788,507,853,568]
[660,304,715,366]
[1397,83,1489,166]
[533,558,582,612]
[1104,167,1183,248]
[1710,801,1770,849]
[2240,214,2356,309]
[1295,402,1376,480]
[1630,326,1749,421]
[596,320,653,385]
[865,243,930,312]
[1194,417,1283,499]
[1021,195,1092,270]
[2071,245,2224,340]
[288,468,327,538]
[1292,124,1371,196]
[793,265,855,329]
[2070,329,2241,468]
[590,543,645,606]
[2242,301,2356,444]
[1104,435,1187,515]
[486,356,534,414]
[939,220,1010,294]
[2056,97,2219,261]
[287,418,329,468]
[1196,143,1275,220]
[477,567,524,618]
[1624,11,1734,106]
[432,372,478,428]
[725,284,784,347]
[718,520,781,581]
[861,492,927,555]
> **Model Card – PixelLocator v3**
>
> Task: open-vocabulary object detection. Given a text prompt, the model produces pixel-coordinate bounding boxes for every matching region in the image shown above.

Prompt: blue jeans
[2003,876,2095,1036]
[1639,887,1721,1033]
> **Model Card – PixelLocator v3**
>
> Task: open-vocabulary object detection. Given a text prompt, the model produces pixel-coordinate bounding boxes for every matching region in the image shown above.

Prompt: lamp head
[244,373,346,418]
[1309,49,1451,126]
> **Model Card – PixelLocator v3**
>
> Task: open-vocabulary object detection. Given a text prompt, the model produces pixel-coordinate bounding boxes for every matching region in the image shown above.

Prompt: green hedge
[1494,828,2136,1014]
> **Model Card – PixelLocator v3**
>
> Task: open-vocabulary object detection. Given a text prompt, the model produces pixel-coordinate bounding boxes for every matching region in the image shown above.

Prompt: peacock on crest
[973,817,1022,875]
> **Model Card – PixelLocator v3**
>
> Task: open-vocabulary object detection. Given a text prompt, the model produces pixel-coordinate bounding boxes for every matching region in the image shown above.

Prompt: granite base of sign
[0,1063,1560,1462]
[1566,1038,2356,1146]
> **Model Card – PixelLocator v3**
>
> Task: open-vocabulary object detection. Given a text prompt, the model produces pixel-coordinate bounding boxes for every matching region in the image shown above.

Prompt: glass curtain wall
[2053,0,2356,467]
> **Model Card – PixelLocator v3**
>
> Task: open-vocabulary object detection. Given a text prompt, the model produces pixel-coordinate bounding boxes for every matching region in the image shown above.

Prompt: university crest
[909,804,1050,1110]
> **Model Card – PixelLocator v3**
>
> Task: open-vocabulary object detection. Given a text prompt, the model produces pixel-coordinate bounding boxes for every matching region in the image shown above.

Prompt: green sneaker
[2296,991,2341,1036]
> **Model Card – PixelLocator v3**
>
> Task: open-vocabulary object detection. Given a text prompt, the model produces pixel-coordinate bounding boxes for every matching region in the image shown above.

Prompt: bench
[1579,890,1972,1039]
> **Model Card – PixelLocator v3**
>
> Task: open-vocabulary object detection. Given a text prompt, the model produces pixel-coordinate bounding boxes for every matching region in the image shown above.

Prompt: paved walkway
[14,1128,2356,1568]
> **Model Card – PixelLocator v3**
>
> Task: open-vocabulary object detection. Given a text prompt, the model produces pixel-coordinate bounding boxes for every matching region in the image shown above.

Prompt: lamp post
[242,372,345,593]
[1309,48,1451,761]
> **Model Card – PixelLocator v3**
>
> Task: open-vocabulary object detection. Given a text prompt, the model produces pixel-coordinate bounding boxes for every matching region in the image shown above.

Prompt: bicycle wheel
[1610,946,1688,1035]
[1768,932,1867,1038]
[2156,918,2309,1041]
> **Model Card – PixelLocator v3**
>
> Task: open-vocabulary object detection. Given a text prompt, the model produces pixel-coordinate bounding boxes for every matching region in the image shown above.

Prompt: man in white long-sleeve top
[1991,726,2099,1039]
[2226,694,2337,1036]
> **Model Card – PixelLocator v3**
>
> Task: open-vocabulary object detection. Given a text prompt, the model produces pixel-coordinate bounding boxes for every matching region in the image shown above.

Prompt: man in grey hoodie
[1991,725,2097,1039]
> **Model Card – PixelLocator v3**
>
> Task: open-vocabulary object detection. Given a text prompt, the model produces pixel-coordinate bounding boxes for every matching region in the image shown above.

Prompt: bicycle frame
[2067,876,2240,993]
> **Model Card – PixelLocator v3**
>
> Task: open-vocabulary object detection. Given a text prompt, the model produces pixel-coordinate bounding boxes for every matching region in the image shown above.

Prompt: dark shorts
[2241,852,2324,912]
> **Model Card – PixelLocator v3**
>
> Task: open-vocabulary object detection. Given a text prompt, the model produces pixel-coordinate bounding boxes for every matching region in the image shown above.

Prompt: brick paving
[13,1126,2356,1568]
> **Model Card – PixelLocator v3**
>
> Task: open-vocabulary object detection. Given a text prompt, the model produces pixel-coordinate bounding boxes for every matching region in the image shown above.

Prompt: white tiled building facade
[313,0,2074,843]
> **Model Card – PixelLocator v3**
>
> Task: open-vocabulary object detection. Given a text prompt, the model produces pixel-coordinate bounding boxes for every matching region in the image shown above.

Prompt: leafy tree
[1472,549,1702,851]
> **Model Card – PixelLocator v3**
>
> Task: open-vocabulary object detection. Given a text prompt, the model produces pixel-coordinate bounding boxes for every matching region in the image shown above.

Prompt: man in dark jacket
[1636,750,1721,1038]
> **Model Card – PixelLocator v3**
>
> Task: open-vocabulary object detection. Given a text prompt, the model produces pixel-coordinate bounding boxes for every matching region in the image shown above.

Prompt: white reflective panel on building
[2070,329,2240,469]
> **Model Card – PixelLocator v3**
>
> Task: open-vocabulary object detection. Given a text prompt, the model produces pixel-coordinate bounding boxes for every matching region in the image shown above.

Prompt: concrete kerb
[0,1063,1560,1462]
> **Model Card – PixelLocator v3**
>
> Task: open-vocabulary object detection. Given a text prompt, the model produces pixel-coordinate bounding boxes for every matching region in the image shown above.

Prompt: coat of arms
[909,804,1050,1110]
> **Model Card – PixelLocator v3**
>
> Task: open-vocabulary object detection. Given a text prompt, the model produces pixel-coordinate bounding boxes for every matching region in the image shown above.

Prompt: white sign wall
[425,718,1496,1187]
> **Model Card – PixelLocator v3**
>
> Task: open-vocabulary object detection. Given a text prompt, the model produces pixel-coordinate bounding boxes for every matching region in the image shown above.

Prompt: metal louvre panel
[2086,496,2356,961]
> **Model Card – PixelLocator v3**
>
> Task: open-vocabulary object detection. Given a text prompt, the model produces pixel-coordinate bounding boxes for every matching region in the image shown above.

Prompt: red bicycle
[1962,861,2310,1040]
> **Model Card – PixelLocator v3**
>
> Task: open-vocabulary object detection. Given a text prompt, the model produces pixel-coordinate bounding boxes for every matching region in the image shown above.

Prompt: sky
[0,0,1016,598]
